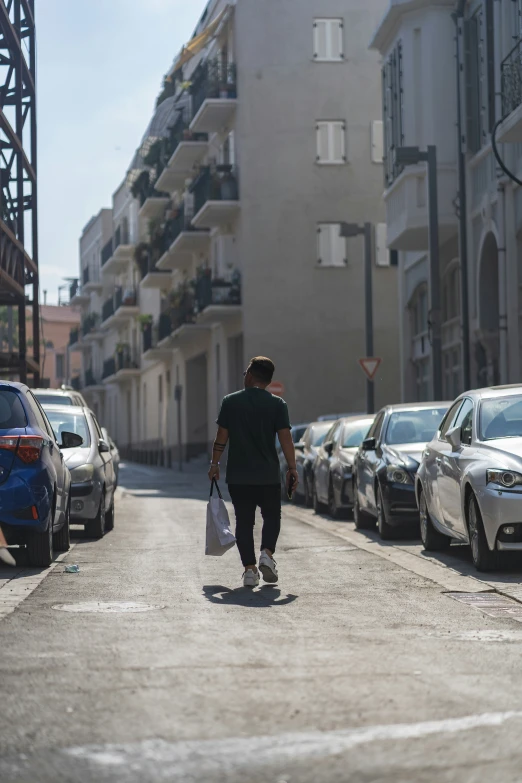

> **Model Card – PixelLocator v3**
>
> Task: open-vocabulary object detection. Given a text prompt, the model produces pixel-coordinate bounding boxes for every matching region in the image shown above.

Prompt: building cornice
[370,0,457,54]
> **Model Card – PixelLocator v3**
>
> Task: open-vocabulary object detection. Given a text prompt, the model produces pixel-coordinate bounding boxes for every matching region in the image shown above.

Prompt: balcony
[156,203,210,271]
[135,173,170,220]
[101,225,135,276]
[69,327,80,348]
[136,243,172,289]
[101,287,139,330]
[191,165,240,229]
[84,368,104,391]
[71,376,81,391]
[190,58,237,135]
[384,164,458,251]
[82,312,103,342]
[195,269,242,324]
[141,314,175,362]
[102,347,140,384]
[83,264,103,294]
[498,40,522,143]
[102,357,116,381]
[155,122,208,195]
[69,279,89,307]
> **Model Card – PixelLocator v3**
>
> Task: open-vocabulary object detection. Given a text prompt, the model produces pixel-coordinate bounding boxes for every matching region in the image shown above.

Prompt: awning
[168,7,228,78]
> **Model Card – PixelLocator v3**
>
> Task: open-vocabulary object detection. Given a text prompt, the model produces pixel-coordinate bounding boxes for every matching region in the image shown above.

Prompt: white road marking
[65,711,522,776]
[52,601,165,613]
[0,547,75,621]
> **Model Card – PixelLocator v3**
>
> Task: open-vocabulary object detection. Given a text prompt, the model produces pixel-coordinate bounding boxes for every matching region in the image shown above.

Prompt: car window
[34,393,72,406]
[328,422,343,445]
[439,400,463,439]
[292,426,307,443]
[30,394,57,440]
[453,398,473,446]
[43,409,91,448]
[0,390,27,429]
[26,391,52,434]
[310,423,331,447]
[342,420,373,448]
[385,408,448,445]
[480,394,522,440]
[92,415,103,440]
[367,412,384,442]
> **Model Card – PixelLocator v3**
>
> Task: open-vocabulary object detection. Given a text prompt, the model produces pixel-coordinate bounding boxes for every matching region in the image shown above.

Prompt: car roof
[339,415,375,425]
[461,384,522,401]
[40,403,92,416]
[381,401,451,413]
[0,381,27,391]
[33,388,76,396]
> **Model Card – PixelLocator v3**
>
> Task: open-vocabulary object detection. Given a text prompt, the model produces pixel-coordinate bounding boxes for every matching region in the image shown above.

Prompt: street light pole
[395,146,443,400]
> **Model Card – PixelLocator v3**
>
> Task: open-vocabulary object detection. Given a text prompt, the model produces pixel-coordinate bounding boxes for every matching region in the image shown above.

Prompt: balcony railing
[116,346,139,372]
[101,238,113,266]
[191,165,239,215]
[83,267,90,286]
[159,311,173,341]
[102,296,115,323]
[102,358,116,379]
[85,368,99,387]
[191,58,237,119]
[502,40,522,119]
[69,279,79,301]
[114,222,129,251]
[115,286,137,310]
[161,202,196,251]
[82,312,100,337]
[195,270,241,313]
[69,327,79,346]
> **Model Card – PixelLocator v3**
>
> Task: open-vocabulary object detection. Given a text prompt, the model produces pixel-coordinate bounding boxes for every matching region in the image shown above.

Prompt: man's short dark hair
[248,356,275,384]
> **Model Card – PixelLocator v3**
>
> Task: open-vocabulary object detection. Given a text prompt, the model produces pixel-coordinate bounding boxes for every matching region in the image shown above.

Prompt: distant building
[26,305,81,389]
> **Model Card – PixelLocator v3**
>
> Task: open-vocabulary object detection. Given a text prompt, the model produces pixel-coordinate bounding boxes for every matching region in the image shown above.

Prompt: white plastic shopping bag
[205,480,236,556]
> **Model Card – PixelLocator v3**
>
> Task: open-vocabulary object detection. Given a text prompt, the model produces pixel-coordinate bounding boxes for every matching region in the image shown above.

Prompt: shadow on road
[203,584,298,607]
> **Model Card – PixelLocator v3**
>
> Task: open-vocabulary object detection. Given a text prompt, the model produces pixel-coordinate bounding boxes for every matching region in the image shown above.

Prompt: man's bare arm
[277,428,298,494]
[208,426,229,481]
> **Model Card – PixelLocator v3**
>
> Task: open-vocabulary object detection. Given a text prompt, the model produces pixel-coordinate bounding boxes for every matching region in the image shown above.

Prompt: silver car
[42,405,116,538]
[34,388,88,407]
[102,428,120,486]
[416,385,522,571]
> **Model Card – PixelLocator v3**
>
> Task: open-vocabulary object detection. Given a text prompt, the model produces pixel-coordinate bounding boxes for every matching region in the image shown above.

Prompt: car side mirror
[295,441,305,452]
[362,437,376,452]
[446,426,461,450]
[324,441,334,455]
[98,438,110,454]
[60,431,83,449]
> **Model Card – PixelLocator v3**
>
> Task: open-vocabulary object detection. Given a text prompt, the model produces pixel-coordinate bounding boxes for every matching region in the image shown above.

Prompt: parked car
[42,405,116,538]
[294,421,333,507]
[313,415,375,517]
[102,428,120,485]
[277,423,308,497]
[353,402,450,539]
[33,388,87,407]
[0,382,77,566]
[416,385,522,571]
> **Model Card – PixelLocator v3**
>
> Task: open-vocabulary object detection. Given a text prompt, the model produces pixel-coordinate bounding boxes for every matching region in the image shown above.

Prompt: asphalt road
[2,462,522,781]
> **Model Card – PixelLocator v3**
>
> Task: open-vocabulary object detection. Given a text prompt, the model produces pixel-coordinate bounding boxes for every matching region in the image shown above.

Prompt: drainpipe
[494,0,508,383]
[454,0,471,390]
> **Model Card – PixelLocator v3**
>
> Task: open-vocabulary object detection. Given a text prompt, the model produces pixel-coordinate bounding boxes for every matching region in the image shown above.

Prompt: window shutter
[313,19,328,59]
[314,19,343,61]
[330,19,344,60]
[317,224,346,267]
[332,122,346,162]
[316,122,330,162]
[371,120,384,163]
[375,223,389,267]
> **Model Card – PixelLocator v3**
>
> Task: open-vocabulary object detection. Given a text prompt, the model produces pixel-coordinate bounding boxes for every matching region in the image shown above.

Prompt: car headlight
[486,469,522,488]
[70,464,94,483]
[386,465,413,484]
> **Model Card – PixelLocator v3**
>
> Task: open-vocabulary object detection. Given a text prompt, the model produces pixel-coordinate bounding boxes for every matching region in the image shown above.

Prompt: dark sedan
[294,421,332,507]
[313,415,375,518]
[353,402,450,539]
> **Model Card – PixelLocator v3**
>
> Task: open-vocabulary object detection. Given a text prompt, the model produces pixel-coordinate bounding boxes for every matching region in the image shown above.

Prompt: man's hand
[208,464,220,482]
[286,468,299,496]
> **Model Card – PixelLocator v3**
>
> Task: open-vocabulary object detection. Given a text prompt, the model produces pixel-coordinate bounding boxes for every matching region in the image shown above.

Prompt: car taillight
[0,435,43,464]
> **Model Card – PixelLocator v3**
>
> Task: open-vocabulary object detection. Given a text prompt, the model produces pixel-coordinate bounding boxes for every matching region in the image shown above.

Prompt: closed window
[316,121,346,164]
[55,353,65,379]
[313,18,344,61]
[371,120,384,163]
[317,224,347,267]
[439,400,464,439]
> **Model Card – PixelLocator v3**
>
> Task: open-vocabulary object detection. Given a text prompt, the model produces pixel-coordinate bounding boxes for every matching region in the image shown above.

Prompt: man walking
[208,356,298,587]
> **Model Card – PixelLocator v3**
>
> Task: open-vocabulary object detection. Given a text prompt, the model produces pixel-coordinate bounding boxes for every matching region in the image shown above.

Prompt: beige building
[25,305,81,389]
[71,0,401,461]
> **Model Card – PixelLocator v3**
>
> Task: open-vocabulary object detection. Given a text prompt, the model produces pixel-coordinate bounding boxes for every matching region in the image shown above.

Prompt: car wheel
[353,482,375,530]
[328,480,340,520]
[304,475,312,508]
[85,493,106,540]
[377,486,395,540]
[27,513,53,568]
[312,481,325,513]
[419,490,451,551]
[467,493,497,572]
[105,499,115,532]
[53,499,71,552]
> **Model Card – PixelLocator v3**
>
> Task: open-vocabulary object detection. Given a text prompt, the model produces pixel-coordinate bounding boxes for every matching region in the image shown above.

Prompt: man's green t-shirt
[217,388,291,485]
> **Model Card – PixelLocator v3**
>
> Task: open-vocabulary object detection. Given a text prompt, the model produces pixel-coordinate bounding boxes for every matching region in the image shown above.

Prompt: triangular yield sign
[359,357,382,381]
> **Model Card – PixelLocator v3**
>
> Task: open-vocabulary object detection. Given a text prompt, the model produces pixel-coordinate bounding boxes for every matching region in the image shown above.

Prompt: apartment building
[71,0,401,462]
[372,0,522,401]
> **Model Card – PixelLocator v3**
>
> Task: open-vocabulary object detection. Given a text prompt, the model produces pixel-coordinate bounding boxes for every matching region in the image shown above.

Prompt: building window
[410,285,430,402]
[371,120,384,163]
[313,18,344,61]
[382,41,404,186]
[317,224,347,267]
[442,262,462,399]
[465,1,495,154]
[316,121,346,164]
[55,353,65,379]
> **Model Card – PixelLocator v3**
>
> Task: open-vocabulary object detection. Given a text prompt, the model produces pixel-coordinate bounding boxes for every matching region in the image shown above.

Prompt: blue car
[0,382,80,567]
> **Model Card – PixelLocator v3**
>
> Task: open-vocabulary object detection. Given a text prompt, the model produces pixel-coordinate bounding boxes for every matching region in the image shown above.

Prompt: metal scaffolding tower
[0,0,38,384]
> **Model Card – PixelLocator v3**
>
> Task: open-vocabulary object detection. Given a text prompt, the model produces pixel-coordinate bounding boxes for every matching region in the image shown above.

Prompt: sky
[37,0,205,304]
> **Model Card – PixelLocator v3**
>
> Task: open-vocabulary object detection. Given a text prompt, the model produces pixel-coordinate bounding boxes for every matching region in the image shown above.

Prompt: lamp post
[395,146,442,400]
[340,222,374,414]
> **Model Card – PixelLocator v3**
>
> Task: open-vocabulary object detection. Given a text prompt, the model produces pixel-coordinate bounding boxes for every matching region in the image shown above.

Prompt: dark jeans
[228,484,281,567]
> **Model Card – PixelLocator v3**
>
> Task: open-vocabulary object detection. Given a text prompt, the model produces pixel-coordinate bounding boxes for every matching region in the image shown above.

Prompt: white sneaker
[259,551,278,583]
[243,569,260,588]
[0,547,16,567]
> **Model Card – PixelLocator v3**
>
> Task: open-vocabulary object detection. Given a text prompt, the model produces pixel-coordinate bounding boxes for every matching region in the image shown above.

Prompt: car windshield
[342,421,372,448]
[480,395,522,440]
[385,408,447,445]
[0,390,27,429]
[44,409,91,447]
[35,393,72,406]
[310,423,331,446]
[292,426,307,443]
